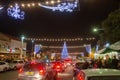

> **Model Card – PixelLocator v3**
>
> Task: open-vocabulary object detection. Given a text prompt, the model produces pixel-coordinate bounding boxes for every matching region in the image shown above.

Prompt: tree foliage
[101,9,120,44]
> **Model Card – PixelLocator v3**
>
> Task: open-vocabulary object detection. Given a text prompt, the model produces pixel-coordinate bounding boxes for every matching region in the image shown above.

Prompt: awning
[100,48,120,54]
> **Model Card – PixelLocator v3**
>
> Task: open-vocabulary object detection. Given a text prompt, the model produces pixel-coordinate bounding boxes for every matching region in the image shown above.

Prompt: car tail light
[39,69,44,75]
[77,74,83,80]
[56,65,60,68]
[19,68,23,73]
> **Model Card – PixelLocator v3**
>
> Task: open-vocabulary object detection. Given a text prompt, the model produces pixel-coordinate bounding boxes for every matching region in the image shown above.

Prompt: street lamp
[92,27,105,49]
[93,28,104,32]
[32,40,34,52]
[20,36,25,59]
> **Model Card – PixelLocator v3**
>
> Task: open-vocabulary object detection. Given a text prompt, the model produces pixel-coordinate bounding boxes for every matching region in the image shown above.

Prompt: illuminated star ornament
[7,4,25,20]
[39,0,78,12]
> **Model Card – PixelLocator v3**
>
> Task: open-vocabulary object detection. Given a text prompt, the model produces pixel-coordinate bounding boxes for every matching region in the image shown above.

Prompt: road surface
[0,65,74,80]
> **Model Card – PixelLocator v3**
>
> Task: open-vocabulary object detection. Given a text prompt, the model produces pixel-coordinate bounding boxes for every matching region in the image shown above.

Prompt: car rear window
[19,61,24,63]
[23,62,45,70]
[13,61,17,63]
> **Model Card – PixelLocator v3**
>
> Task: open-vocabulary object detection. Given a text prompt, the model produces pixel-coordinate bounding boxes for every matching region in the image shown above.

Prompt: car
[0,61,9,72]
[73,61,85,77]
[73,62,85,76]
[18,61,57,80]
[76,69,120,80]
[52,61,65,73]
[9,60,24,70]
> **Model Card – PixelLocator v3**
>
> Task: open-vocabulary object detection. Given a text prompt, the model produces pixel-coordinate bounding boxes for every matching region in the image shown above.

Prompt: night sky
[0,0,120,38]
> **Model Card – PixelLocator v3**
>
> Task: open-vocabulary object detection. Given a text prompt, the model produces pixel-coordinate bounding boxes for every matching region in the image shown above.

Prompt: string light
[21,4,25,7]
[51,1,55,4]
[38,3,41,6]
[26,37,96,42]
[57,0,61,3]
[42,45,86,48]
[27,3,31,7]
[32,3,35,7]
[45,1,49,5]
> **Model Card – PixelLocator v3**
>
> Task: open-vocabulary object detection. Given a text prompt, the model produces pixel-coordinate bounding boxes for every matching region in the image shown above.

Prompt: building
[0,32,26,59]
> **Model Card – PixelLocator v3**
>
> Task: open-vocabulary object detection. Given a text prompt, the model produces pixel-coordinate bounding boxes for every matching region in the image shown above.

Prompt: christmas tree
[61,42,69,59]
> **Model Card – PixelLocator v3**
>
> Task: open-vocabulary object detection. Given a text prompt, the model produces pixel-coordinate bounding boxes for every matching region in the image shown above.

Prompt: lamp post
[20,36,25,59]
[32,40,34,52]
[32,40,35,58]
[93,28,104,49]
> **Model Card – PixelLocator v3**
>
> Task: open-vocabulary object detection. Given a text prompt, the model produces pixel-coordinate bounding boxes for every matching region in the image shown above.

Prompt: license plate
[25,72,34,76]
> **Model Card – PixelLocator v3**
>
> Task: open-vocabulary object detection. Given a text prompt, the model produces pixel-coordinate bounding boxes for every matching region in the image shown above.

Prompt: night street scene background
[0,0,120,80]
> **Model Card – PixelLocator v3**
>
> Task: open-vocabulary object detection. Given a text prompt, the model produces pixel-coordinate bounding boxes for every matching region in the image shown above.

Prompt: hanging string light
[25,37,96,42]
[7,0,78,12]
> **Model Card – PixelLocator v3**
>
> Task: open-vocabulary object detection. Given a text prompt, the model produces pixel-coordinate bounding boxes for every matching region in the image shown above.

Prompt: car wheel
[3,67,7,72]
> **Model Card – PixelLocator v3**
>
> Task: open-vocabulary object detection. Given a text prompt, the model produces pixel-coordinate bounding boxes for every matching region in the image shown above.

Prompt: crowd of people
[82,55,120,69]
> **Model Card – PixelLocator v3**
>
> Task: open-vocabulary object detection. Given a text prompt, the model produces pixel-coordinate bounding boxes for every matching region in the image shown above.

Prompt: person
[118,60,120,69]
[111,55,119,69]
[97,58,102,68]
[101,59,105,68]
[82,60,89,69]
[104,55,112,68]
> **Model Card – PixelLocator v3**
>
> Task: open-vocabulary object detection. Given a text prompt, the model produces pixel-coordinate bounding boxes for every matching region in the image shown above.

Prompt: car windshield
[13,61,17,63]
[19,61,24,63]
[88,76,120,80]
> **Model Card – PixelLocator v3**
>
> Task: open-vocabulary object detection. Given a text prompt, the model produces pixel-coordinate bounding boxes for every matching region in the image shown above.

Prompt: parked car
[0,61,9,72]
[9,60,24,70]
[76,69,120,80]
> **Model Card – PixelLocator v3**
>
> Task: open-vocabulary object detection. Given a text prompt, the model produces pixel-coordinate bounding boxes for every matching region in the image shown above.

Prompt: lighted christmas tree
[61,42,69,59]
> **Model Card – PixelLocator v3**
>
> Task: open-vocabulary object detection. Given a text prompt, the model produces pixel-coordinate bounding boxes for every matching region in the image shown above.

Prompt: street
[0,71,18,80]
[0,65,74,80]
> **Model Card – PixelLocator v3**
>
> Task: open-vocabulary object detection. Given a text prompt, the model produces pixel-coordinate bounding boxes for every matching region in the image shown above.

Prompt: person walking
[111,56,119,69]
